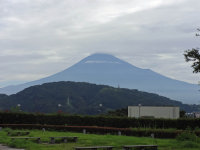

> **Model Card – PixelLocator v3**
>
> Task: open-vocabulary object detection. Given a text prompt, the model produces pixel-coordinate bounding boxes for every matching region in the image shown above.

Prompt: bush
[0,124,182,138]
[180,141,199,148]
[0,112,200,129]
[8,139,30,148]
[176,129,199,142]
[2,127,12,133]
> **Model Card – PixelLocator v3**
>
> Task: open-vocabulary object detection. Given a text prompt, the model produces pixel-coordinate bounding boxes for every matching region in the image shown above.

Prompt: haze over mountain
[0,53,199,104]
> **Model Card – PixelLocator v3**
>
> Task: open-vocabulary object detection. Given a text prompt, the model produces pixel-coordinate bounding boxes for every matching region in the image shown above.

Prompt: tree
[184,29,200,73]
[180,110,186,118]
[106,108,128,116]
[184,49,200,73]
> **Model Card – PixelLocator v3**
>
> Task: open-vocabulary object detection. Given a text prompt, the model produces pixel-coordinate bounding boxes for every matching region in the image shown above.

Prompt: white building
[195,112,200,118]
[128,106,180,119]
[186,112,200,118]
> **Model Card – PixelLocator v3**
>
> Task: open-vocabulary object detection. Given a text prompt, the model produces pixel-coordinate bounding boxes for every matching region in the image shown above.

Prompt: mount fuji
[0,53,199,104]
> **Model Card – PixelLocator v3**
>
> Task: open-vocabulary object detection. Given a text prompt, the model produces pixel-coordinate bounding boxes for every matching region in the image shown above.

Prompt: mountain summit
[0,53,199,103]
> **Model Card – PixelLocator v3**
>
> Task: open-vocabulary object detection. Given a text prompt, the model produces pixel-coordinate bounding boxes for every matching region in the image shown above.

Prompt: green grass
[0,128,200,150]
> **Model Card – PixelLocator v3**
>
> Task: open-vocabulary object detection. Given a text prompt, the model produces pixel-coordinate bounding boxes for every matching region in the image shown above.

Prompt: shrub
[0,112,200,129]
[176,129,199,142]
[0,124,182,138]
[180,141,199,148]
[2,127,12,133]
[8,139,30,148]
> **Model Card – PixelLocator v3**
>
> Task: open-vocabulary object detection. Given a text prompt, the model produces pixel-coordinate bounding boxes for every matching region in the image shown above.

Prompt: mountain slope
[0,53,199,103]
[0,81,196,114]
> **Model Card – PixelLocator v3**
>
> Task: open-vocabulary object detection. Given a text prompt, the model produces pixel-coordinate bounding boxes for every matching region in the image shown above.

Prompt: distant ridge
[0,53,199,104]
[0,81,197,114]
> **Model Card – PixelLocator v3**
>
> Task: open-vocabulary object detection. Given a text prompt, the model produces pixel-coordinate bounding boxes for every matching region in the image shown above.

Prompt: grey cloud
[0,0,200,86]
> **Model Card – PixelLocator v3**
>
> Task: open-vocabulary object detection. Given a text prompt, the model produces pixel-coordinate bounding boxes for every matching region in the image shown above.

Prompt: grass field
[0,128,199,150]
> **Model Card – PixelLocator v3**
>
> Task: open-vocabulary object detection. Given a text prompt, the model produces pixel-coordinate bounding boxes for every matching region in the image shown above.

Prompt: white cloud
[0,0,200,86]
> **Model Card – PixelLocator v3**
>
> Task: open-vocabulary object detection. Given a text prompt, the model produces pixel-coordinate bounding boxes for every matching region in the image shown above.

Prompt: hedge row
[0,124,185,138]
[0,112,200,129]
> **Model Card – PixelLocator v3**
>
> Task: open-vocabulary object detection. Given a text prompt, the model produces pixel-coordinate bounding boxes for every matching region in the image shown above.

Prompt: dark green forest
[0,81,198,114]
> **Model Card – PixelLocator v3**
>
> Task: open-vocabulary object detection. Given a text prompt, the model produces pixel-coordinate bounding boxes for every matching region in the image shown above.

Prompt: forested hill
[0,81,197,114]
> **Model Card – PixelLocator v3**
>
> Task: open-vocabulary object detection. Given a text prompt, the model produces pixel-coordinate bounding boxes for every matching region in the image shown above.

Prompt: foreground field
[0,128,199,150]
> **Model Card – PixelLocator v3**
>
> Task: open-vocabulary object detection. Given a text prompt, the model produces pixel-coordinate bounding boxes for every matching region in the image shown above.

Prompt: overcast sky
[0,0,200,87]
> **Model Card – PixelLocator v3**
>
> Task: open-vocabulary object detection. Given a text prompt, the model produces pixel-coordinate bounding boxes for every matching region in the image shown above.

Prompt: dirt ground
[0,144,24,150]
